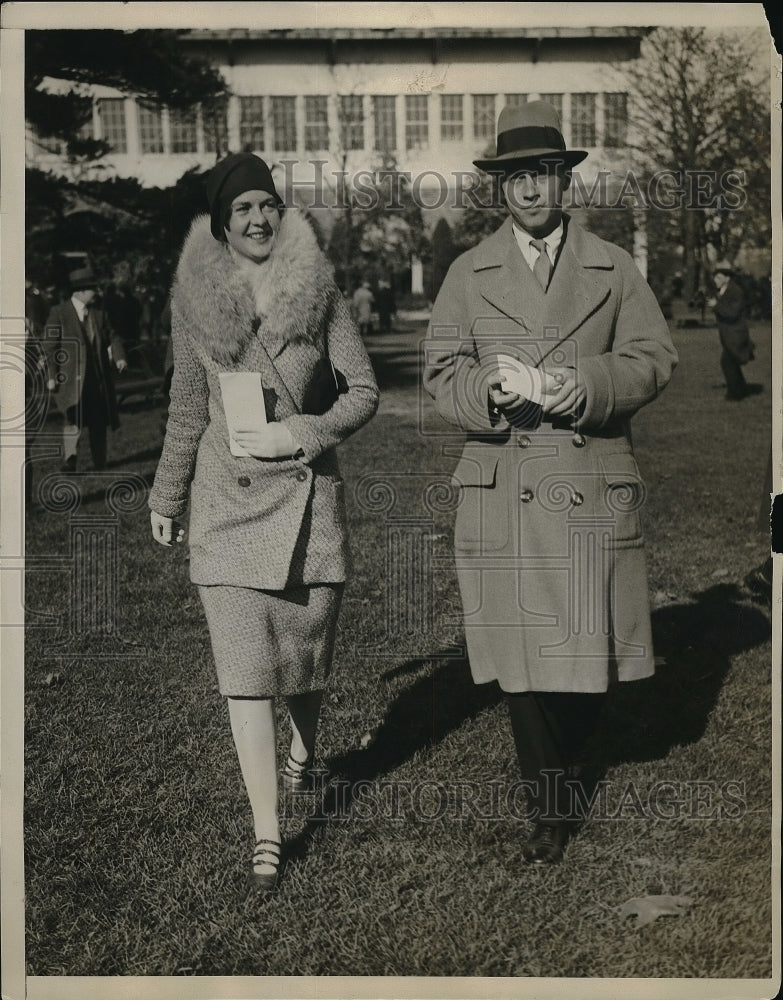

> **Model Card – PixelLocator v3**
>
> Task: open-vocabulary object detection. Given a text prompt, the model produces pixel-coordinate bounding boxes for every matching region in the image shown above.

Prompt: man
[423,101,678,863]
[375,279,397,334]
[708,260,756,401]
[44,266,127,472]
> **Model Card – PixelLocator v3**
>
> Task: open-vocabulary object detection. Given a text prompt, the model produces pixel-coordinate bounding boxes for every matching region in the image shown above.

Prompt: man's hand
[232,421,299,459]
[116,359,128,373]
[47,378,57,392]
[541,367,586,417]
[150,511,185,547]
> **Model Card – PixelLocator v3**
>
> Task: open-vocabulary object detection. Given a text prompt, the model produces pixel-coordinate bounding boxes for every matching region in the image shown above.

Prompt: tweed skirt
[198,583,344,697]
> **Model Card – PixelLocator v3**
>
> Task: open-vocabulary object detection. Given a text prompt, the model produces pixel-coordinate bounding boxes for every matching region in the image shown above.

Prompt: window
[440,94,463,141]
[97,98,127,153]
[239,96,265,151]
[203,98,229,155]
[472,94,495,143]
[571,93,596,147]
[271,96,296,151]
[504,93,527,108]
[405,94,429,151]
[539,93,563,121]
[339,95,364,151]
[304,96,329,150]
[603,92,627,149]
[373,95,396,152]
[169,108,198,153]
[137,103,164,153]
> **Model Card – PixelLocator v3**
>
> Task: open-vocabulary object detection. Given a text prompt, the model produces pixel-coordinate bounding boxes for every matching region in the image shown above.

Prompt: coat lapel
[538,218,614,362]
[474,218,546,335]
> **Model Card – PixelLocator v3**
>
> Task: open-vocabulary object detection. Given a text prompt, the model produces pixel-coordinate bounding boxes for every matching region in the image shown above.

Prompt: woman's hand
[232,421,298,459]
[541,367,587,417]
[151,511,185,547]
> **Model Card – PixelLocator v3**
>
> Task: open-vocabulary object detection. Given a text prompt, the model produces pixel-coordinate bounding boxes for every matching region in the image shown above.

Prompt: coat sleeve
[714,281,746,325]
[281,289,379,463]
[422,259,506,433]
[42,305,61,381]
[577,250,678,429]
[148,296,210,518]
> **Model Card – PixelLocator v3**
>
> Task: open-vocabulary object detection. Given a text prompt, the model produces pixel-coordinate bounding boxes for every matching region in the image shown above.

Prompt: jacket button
[572,433,586,448]
[519,489,534,503]
[238,476,251,487]
[295,470,308,482]
[571,491,584,506]
[517,435,531,448]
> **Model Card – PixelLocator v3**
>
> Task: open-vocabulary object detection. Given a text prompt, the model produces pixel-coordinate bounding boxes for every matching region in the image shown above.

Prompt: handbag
[301,356,349,415]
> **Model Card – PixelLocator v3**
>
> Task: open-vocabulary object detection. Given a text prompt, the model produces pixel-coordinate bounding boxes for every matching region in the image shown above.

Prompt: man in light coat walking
[423,101,678,863]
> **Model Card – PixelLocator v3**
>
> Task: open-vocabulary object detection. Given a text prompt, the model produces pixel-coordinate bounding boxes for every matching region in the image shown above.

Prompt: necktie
[530,239,552,291]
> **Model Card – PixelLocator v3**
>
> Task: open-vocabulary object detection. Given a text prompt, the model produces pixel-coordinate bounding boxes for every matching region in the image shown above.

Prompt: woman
[149,153,378,891]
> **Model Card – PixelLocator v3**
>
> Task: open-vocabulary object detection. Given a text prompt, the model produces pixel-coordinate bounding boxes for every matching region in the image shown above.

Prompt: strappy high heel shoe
[249,838,281,891]
[281,752,314,793]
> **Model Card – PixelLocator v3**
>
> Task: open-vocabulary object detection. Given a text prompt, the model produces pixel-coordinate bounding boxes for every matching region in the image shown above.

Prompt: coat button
[519,489,534,503]
[238,476,251,487]
[572,433,586,448]
[295,470,308,482]
[517,435,532,448]
[571,491,584,506]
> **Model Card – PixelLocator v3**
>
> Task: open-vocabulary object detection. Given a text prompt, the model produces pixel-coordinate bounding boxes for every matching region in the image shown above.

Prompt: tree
[26,29,227,159]
[617,26,771,299]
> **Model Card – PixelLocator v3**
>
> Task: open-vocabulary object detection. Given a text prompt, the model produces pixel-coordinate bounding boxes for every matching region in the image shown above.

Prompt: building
[26,26,649,287]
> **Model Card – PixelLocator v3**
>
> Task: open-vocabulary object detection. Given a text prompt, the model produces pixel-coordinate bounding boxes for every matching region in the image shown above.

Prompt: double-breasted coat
[423,216,678,693]
[43,299,126,429]
[148,211,379,590]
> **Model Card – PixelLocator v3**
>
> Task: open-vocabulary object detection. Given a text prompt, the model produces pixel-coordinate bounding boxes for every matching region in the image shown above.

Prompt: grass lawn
[22,307,775,982]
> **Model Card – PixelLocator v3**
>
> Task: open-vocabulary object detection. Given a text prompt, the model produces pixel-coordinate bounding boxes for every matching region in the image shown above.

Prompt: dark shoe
[249,838,281,892]
[523,822,569,865]
[282,752,314,793]
[60,455,77,474]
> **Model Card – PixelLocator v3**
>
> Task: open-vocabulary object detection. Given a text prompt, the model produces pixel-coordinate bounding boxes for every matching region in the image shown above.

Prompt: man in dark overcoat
[423,101,678,863]
[44,266,127,472]
[708,260,756,400]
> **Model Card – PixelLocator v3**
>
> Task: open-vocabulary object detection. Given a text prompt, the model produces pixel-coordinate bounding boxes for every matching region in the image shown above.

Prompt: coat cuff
[148,491,189,520]
[280,415,323,464]
[578,355,614,428]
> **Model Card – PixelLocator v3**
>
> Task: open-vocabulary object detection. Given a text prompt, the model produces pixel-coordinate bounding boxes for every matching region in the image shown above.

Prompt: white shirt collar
[71,295,88,322]
[511,220,564,271]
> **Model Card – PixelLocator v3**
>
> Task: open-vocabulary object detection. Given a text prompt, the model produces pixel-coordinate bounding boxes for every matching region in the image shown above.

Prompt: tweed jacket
[149,211,379,590]
[43,299,126,428]
[423,215,678,693]
[714,278,754,364]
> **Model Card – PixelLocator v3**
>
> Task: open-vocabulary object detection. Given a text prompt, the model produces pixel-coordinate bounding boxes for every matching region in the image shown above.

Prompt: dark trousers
[721,348,747,399]
[65,374,109,470]
[505,690,606,825]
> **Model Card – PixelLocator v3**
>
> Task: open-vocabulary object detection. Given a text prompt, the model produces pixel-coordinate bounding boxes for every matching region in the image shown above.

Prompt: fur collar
[174,209,334,366]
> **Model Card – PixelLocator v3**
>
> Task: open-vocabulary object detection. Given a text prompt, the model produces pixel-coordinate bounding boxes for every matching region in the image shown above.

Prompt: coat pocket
[451,451,508,551]
[598,453,645,544]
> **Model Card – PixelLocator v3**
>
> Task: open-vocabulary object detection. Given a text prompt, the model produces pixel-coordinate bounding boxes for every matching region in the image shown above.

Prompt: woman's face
[224,189,282,263]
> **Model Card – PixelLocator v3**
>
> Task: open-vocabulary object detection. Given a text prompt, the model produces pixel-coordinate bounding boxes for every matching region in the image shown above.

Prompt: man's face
[713,271,730,291]
[502,165,571,239]
[224,189,282,263]
[74,287,96,305]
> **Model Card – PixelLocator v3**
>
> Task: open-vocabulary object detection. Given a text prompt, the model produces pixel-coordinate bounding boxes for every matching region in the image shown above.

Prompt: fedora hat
[712,259,734,275]
[68,266,98,291]
[473,100,588,172]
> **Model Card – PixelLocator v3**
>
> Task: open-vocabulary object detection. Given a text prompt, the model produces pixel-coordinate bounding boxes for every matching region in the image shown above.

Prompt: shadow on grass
[363,323,424,393]
[286,582,770,862]
[594,582,771,767]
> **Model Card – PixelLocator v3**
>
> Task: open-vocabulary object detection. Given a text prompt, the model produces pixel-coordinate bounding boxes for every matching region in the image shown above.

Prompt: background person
[424,100,678,865]
[148,152,378,892]
[351,280,375,337]
[44,266,127,473]
[707,260,757,401]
